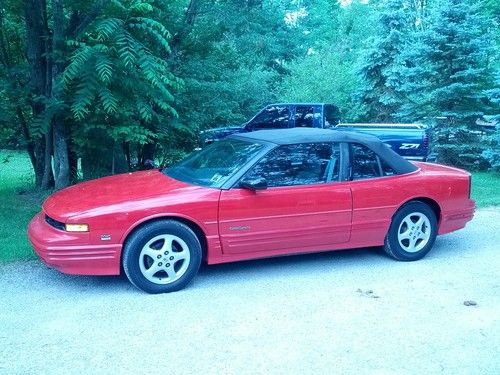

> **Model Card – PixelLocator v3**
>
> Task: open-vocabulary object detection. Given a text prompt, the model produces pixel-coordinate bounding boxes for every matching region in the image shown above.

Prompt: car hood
[43,170,196,220]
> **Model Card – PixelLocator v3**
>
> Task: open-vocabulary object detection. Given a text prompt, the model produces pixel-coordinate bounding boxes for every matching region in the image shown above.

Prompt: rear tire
[122,220,202,294]
[383,201,437,261]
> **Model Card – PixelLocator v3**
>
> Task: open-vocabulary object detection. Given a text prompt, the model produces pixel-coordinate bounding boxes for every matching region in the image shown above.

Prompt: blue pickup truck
[201,103,431,161]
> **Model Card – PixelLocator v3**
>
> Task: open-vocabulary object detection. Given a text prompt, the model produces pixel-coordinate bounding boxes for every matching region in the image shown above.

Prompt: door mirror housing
[239,177,267,191]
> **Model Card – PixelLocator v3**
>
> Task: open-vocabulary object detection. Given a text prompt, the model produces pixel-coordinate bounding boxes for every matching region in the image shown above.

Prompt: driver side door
[218,142,352,256]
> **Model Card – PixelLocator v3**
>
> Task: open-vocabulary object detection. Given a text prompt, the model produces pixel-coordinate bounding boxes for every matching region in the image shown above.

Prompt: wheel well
[403,197,441,224]
[122,217,208,263]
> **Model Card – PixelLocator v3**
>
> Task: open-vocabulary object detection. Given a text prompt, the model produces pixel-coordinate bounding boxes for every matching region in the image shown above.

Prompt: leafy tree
[1,0,499,188]
[279,0,374,120]
[59,0,181,178]
[15,0,180,187]
[165,0,305,133]
[0,2,35,162]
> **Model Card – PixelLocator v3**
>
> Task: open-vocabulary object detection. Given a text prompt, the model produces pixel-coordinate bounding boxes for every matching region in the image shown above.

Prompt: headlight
[65,223,89,232]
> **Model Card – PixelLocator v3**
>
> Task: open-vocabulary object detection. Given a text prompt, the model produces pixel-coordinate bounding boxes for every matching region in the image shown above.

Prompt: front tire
[123,220,202,294]
[383,201,437,261]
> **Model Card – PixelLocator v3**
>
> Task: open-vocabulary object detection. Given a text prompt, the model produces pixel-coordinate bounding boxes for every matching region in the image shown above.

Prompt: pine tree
[399,0,493,122]
[356,0,414,122]
[397,0,496,168]
[481,72,500,171]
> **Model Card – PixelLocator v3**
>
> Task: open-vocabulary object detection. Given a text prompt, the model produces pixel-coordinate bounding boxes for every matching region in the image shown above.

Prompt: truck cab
[243,103,341,130]
[201,103,430,161]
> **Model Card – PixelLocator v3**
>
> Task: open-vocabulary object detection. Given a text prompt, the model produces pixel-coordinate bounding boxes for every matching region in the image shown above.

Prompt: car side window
[244,143,340,187]
[294,106,314,128]
[250,106,290,130]
[380,158,397,176]
[351,143,382,180]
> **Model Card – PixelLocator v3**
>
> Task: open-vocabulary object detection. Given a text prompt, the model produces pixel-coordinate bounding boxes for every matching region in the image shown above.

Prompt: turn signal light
[65,224,89,232]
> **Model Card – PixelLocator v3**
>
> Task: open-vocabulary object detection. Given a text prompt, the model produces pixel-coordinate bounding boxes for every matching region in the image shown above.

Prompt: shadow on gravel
[190,246,395,292]
[198,246,385,277]
[19,247,385,294]
[16,234,470,294]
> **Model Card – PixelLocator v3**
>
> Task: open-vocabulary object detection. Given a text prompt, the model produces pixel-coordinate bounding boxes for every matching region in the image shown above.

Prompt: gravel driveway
[1,208,499,375]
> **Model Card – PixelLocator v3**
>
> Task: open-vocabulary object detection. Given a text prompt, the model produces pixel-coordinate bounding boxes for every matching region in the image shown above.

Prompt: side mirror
[239,177,267,191]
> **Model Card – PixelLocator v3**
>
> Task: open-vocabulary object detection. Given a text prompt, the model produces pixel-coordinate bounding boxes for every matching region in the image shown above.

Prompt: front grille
[45,215,65,231]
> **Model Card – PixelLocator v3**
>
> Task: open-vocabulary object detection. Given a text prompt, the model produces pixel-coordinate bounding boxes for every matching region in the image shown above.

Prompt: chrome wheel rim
[139,234,191,284]
[397,212,432,253]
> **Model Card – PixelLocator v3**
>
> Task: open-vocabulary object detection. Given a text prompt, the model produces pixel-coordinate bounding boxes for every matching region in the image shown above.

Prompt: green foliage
[394,0,498,169]
[397,0,495,122]
[0,3,31,149]
[356,0,414,122]
[62,1,179,126]
[165,0,305,132]
[53,0,182,177]
[433,128,490,170]
[481,124,500,172]
[279,1,373,121]
[1,0,499,183]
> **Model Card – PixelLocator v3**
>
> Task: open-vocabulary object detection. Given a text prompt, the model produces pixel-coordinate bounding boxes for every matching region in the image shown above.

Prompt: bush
[433,125,491,170]
[481,124,500,172]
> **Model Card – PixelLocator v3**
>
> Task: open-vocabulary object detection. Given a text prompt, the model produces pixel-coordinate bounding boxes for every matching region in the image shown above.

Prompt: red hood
[43,170,196,220]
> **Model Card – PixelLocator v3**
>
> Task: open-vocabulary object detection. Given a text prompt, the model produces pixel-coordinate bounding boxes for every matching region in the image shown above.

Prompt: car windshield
[164,138,264,188]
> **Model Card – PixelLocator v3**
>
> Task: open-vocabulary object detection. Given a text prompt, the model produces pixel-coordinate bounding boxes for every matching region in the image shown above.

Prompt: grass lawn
[471,172,500,208]
[0,151,47,262]
[0,150,499,263]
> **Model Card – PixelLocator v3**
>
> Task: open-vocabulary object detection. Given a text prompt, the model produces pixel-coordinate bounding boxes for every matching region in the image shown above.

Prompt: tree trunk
[169,0,202,62]
[41,126,54,188]
[53,120,70,189]
[140,142,156,169]
[51,0,70,189]
[123,141,131,171]
[16,106,37,172]
[68,141,79,184]
[24,0,53,189]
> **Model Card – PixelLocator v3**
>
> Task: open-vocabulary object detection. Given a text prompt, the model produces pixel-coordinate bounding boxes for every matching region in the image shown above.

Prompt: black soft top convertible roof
[231,128,418,175]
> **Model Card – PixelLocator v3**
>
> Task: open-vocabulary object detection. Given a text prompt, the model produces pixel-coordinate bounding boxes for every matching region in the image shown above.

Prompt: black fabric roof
[231,128,418,175]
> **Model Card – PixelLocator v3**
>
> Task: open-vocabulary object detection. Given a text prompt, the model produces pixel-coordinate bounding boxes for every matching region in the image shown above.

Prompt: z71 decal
[399,143,420,150]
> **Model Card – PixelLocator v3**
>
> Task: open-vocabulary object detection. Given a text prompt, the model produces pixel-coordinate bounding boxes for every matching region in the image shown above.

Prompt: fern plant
[59,0,181,172]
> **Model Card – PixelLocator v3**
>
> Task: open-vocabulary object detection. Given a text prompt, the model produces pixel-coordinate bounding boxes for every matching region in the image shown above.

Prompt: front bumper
[27,212,122,275]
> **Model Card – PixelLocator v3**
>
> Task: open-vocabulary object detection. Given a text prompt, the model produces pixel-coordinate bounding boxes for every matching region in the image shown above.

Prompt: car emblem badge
[101,234,111,241]
[229,226,251,231]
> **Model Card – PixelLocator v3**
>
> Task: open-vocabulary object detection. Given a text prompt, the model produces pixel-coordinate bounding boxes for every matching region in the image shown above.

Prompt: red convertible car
[28,128,475,293]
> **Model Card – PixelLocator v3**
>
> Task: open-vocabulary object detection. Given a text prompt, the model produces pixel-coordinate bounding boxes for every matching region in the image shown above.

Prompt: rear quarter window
[351,143,381,180]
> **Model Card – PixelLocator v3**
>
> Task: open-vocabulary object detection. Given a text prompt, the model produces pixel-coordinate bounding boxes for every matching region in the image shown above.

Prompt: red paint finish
[28,163,474,276]
[28,212,121,275]
[218,183,352,254]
